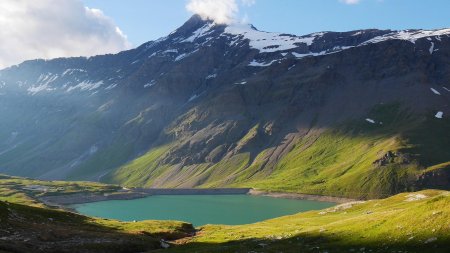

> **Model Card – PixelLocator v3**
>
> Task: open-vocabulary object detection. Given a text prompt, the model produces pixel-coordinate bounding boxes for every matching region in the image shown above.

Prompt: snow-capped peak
[174,16,450,58]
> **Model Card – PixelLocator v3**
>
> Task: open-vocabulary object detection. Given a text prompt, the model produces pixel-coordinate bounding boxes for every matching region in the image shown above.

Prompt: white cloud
[340,0,361,4]
[186,0,257,24]
[0,0,131,69]
[186,0,239,24]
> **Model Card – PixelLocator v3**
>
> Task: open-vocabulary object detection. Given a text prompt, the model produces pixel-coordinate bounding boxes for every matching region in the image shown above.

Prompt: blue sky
[82,0,450,47]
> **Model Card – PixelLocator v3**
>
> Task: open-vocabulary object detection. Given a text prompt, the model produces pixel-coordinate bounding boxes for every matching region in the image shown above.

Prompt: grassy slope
[106,104,450,198]
[0,200,193,253]
[157,190,450,253]
[104,144,173,187]
[0,174,122,206]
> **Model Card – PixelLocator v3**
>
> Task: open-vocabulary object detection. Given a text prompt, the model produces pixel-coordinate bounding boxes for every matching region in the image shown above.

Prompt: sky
[0,0,449,69]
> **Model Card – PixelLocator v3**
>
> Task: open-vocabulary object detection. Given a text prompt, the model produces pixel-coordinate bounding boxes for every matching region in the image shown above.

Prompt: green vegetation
[0,174,193,252]
[104,104,450,199]
[104,144,173,187]
[0,174,120,206]
[156,190,450,253]
[0,175,449,252]
[0,200,193,253]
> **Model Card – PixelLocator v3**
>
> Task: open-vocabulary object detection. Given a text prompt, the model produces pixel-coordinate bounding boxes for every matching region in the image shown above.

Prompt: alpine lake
[73,194,335,226]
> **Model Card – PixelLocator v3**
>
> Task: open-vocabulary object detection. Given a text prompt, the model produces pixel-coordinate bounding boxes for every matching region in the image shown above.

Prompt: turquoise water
[73,195,335,226]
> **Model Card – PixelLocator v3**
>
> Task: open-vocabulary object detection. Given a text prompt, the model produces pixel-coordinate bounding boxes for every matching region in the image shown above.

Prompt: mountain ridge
[0,15,449,198]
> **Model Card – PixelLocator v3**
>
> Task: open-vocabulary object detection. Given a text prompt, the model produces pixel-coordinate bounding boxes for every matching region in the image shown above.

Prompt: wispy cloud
[340,0,361,4]
[242,0,256,6]
[186,0,257,24]
[0,0,131,69]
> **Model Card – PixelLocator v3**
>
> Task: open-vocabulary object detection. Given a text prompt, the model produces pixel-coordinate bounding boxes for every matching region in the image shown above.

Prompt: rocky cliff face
[0,15,449,197]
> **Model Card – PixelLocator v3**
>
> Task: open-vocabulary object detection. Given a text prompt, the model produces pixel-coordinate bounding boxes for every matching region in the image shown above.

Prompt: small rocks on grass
[424,237,437,244]
[160,240,170,249]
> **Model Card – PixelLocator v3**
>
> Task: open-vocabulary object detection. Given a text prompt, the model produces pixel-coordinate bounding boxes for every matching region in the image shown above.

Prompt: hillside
[160,190,450,253]
[0,15,449,198]
[0,200,193,253]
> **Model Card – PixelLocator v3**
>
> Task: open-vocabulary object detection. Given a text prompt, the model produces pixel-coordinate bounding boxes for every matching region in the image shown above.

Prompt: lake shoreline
[247,189,356,204]
[39,191,150,208]
[39,187,354,207]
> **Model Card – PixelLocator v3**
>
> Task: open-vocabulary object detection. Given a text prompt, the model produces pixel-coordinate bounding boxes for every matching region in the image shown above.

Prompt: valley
[0,8,449,252]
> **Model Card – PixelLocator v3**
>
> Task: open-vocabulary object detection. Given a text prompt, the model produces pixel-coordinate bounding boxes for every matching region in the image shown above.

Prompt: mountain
[0,15,449,198]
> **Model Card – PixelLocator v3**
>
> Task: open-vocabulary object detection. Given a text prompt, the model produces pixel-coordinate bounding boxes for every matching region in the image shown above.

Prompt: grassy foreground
[0,200,193,253]
[157,190,450,253]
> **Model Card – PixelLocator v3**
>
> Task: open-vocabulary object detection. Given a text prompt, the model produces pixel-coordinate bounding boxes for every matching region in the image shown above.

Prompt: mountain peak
[172,15,216,37]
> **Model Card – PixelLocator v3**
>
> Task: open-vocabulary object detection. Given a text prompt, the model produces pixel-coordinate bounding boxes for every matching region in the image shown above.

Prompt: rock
[425,237,437,244]
[161,240,170,249]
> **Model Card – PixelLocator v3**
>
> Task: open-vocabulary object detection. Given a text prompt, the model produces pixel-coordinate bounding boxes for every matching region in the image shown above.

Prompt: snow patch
[442,87,450,92]
[429,42,435,55]
[175,53,188,61]
[181,23,215,43]
[175,49,199,62]
[248,59,278,67]
[292,51,328,59]
[28,84,55,95]
[62,69,86,76]
[435,111,443,119]
[366,118,376,124]
[188,94,199,102]
[144,80,156,88]
[28,73,59,95]
[430,88,441,95]
[225,24,321,53]
[363,29,450,45]
[105,83,117,90]
[206,74,217,80]
[67,80,104,92]
[163,49,178,54]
